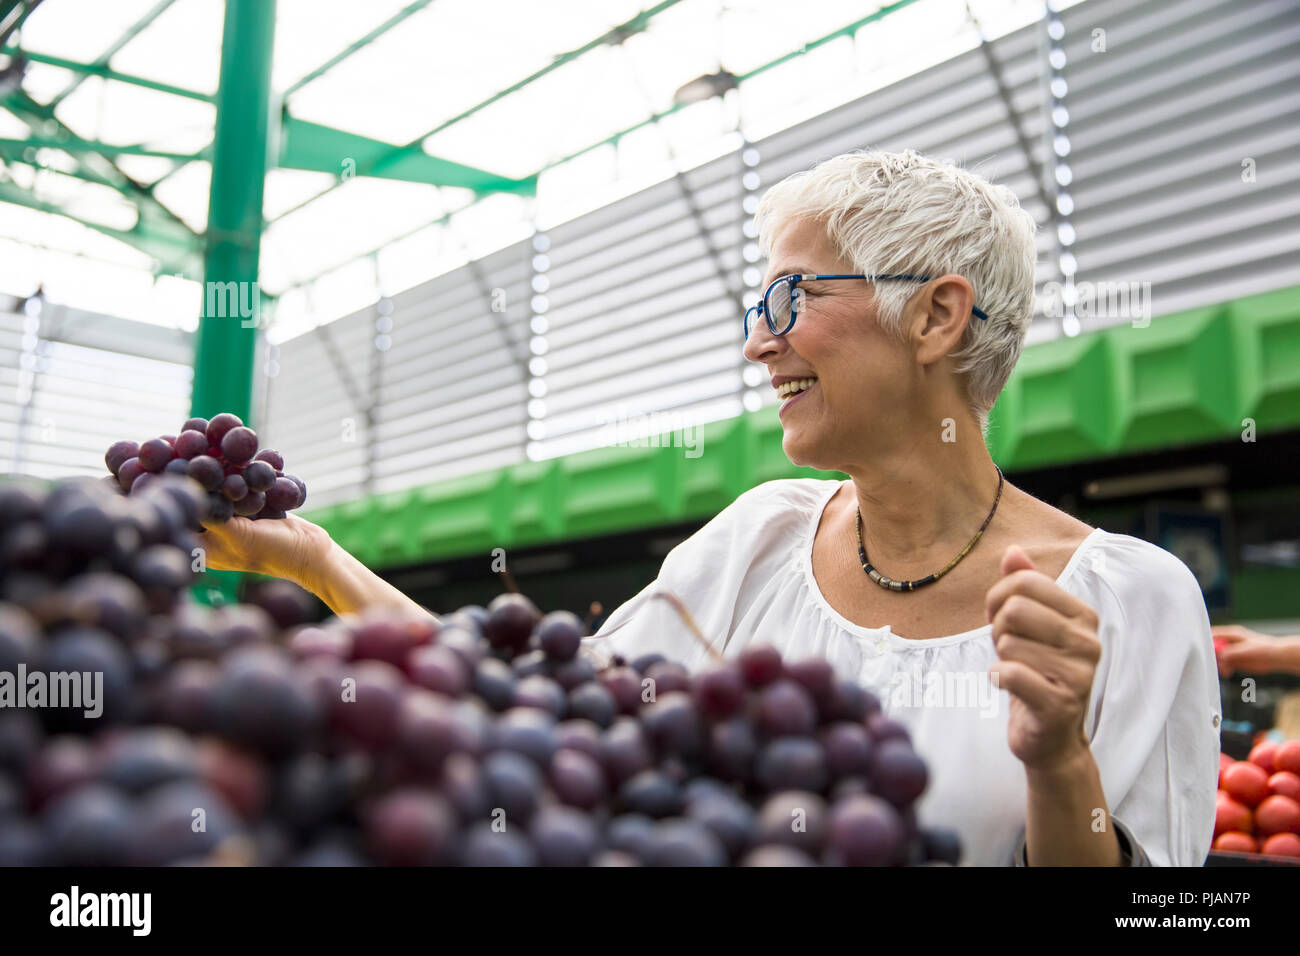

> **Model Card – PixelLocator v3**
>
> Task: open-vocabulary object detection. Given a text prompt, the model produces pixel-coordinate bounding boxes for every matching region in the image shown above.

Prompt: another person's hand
[986,545,1102,773]
[1212,624,1299,677]
[197,513,331,586]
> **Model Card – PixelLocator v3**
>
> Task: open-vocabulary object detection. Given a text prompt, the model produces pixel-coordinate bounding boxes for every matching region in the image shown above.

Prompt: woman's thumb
[1000,544,1036,577]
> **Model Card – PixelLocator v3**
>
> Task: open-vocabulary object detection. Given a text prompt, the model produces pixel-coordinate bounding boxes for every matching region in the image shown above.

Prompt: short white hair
[755,148,1037,435]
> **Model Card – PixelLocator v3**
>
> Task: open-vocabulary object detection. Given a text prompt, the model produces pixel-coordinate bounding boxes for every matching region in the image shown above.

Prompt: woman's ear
[912,274,977,366]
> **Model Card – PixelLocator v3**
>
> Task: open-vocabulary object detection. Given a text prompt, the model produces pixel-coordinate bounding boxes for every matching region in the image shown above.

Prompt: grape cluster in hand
[105,412,306,523]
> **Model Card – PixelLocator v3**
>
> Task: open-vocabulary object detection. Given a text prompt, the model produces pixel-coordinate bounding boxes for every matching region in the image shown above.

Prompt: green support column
[191,0,276,605]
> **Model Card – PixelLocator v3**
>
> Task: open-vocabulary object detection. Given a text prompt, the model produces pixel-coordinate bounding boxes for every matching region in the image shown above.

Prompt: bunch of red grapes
[0,475,957,867]
[104,412,306,523]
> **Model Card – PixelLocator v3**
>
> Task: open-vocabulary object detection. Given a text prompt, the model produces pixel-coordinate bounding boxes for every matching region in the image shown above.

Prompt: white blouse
[581,478,1222,866]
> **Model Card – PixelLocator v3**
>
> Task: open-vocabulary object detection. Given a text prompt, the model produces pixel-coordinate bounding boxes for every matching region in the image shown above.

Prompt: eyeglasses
[743,273,989,340]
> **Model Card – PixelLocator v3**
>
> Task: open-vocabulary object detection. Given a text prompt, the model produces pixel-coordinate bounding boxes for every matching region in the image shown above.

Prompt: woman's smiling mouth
[776,377,818,414]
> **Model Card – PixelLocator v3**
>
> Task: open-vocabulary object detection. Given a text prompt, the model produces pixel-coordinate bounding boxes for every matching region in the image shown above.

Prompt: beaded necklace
[855,466,1004,591]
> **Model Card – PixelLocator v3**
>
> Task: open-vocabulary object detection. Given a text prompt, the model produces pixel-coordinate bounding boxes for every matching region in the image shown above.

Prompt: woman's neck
[840,428,1003,578]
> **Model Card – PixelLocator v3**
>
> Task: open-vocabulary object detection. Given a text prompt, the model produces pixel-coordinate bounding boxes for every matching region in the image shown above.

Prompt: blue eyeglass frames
[743,273,989,340]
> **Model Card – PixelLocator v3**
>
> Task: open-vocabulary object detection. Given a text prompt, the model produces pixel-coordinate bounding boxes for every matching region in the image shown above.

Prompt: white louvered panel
[266,234,538,506]
[1063,0,1300,328]
[372,320,527,389]
[546,266,735,357]
[2,304,193,479]
[370,423,528,479]
[303,463,371,499]
[546,221,743,329]
[373,387,528,453]
[544,347,742,424]
[542,367,743,440]
[532,392,746,461]
[370,446,524,495]
[545,318,738,395]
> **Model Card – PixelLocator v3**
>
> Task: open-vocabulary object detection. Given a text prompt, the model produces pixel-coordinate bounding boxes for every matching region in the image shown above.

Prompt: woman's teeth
[776,378,817,400]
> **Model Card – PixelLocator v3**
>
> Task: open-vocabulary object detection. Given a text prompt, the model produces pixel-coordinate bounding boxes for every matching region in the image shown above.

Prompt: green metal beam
[0,179,198,275]
[0,88,201,276]
[191,0,276,606]
[278,115,533,193]
[738,0,922,84]
[203,0,925,247]
[278,195,461,291]
[1,88,201,247]
[4,0,942,297]
[404,0,686,147]
[0,45,213,101]
[140,153,190,202]
[272,0,930,291]
[282,0,436,98]
[0,135,202,162]
[543,0,925,173]
[46,0,180,111]
[0,121,204,277]
[0,145,121,188]
[192,0,274,422]
[266,0,685,226]
[0,1,41,46]
[32,1,197,204]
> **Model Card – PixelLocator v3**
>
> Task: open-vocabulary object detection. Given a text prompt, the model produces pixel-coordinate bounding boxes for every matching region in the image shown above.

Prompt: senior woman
[197,149,1221,868]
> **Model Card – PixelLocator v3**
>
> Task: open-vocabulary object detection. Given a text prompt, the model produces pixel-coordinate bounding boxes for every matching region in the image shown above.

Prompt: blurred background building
[1,0,1298,633]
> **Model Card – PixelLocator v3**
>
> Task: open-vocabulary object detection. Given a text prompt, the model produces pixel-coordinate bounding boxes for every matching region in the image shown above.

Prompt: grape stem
[497,566,521,594]
[647,590,724,662]
[584,589,722,662]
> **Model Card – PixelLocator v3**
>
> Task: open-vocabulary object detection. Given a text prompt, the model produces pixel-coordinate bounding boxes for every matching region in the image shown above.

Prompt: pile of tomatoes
[1214,738,1300,858]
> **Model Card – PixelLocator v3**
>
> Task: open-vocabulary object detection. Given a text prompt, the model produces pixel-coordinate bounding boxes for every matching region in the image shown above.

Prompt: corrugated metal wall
[0,301,193,481]
[1063,0,1300,317]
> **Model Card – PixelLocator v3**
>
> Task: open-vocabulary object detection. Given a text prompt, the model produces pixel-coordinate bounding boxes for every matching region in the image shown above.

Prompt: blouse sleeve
[1076,536,1223,866]
[578,482,787,671]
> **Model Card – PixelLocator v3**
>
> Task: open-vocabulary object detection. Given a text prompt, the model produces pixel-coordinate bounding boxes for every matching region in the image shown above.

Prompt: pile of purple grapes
[0,475,958,866]
[105,412,306,523]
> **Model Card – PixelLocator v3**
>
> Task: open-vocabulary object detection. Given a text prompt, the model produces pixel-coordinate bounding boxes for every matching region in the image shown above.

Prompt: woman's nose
[743,318,787,365]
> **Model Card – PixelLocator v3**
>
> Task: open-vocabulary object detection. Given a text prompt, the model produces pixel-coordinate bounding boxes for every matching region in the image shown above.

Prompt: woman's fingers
[991,592,1073,649]
[195,519,254,573]
[993,632,1095,690]
[196,514,330,583]
[988,659,1057,712]
[196,515,290,577]
[991,591,1101,690]
[986,567,1097,628]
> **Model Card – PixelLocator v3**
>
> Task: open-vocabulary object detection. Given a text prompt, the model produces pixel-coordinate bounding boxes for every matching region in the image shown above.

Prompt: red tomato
[1254,794,1300,836]
[1268,771,1300,802]
[1221,761,1271,807]
[1215,793,1253,837]
[1276,740,1300,776]
[1219,752,1233,786]
[1249,741,1279,774]
[1213,831,1258,853]
[1261,833,1300,858]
